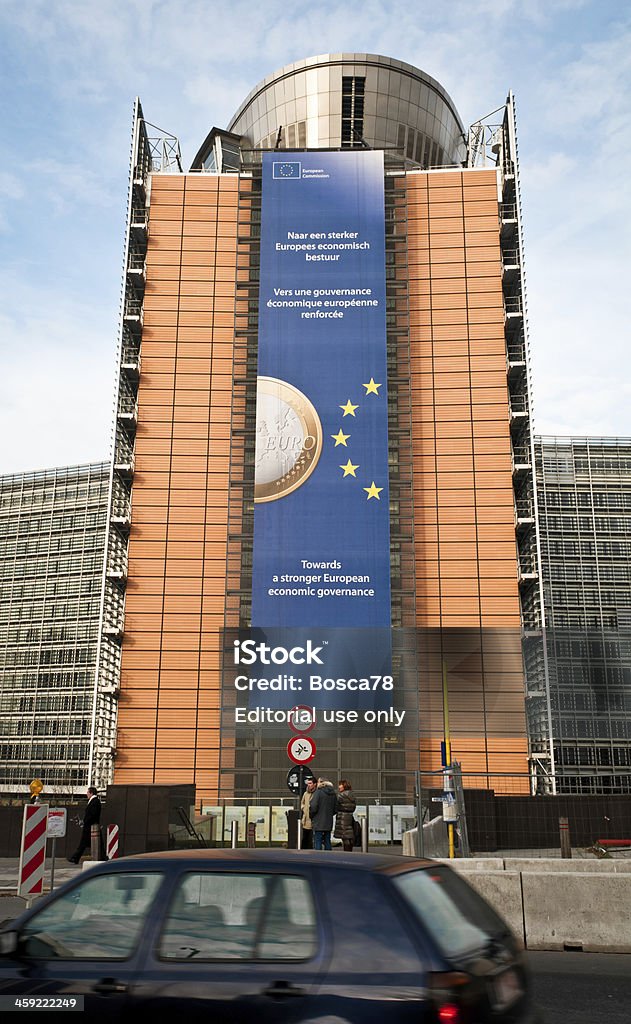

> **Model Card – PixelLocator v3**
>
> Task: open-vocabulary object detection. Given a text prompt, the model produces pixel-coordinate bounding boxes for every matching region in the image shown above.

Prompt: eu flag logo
[273,161,301,179]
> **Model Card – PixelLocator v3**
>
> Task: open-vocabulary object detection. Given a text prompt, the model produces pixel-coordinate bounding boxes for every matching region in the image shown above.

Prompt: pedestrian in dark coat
[309,778,338,850]
[334,779,357,851]
[68,787,101,864]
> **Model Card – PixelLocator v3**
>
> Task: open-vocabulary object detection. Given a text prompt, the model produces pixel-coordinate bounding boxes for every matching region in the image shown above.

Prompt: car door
[311,867,432,1023]
[130,866,330,1022]
[0,869,165,1021]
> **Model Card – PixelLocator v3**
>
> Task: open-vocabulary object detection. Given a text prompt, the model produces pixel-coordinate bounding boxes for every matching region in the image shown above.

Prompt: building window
[341,77,365,148]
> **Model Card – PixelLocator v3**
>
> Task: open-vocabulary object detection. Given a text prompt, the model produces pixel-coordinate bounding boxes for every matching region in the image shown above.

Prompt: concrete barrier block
[522,872,631,952]
[402,817,449,859]
[510,858,619,873]
[402,830,416,856]
[436,858,505,871]
[457,871,524,947]
[612,860,631,872]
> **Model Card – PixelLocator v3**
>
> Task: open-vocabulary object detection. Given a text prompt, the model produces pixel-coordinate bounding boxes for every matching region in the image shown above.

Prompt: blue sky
[1,0,630,474]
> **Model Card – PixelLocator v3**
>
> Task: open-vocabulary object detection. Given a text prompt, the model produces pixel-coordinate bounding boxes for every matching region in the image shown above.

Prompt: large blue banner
[252,151,390,638]
[245,151,392,712]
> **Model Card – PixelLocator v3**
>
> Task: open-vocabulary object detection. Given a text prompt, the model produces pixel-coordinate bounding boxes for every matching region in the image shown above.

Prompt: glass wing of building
[533,437,631,793]
[0,463,109,794]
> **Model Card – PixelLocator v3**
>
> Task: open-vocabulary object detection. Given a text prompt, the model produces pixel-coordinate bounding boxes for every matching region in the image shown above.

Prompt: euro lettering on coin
[254,377,322,502]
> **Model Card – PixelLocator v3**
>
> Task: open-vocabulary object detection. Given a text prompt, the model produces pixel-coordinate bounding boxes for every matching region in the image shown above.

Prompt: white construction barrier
[521,872,631,953]
[511,857,631,873]
[456,870,525,947]
[435,857,506,871]
[402,817,449,858]
[428,864,631,953]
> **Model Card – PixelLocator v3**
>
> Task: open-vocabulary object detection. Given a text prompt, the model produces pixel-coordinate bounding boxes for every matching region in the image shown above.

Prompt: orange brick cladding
[407,169,527,784]
[114,168,529,806]
[114,175,238,802]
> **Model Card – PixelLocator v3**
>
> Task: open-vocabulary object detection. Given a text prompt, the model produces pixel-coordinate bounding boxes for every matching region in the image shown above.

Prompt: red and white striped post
[18,804,49,900]
[106,824,119,860]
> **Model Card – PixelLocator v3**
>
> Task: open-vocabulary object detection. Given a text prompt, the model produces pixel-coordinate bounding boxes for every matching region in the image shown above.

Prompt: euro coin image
[254,377,322,502]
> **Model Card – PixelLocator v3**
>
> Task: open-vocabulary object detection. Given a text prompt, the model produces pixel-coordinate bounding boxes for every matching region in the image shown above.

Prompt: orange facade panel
[408,168,526,767]
[118,174,238,787]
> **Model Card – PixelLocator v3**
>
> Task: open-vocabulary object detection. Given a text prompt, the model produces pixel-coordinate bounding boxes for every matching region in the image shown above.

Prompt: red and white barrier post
[18,804,49,901]
[106,824,119,860]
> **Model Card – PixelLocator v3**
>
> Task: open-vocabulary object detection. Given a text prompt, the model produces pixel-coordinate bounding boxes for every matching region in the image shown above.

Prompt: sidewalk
[0,855,86,893]
[0,855,85,924]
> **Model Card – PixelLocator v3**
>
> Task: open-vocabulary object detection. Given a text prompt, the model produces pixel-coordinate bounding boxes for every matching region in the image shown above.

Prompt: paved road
[527,951,631,1023]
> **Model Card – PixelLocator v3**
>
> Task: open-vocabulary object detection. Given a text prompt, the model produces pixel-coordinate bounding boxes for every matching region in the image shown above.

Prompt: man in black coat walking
[309,778,337,850]
[68,787,101,863]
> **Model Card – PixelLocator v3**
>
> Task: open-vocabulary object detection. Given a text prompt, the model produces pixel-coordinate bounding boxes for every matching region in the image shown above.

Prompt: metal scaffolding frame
[472,95,557,792]
[90,101,183,790]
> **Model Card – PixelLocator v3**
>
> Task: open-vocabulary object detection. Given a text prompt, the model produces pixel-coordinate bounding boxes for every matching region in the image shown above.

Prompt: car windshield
[392,866,510,961]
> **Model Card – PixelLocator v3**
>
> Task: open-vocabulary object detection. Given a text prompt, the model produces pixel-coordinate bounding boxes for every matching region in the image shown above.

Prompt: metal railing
[507,342,526,363]
[512,445,532,466]
[510,394,529,416]
[516,499,535,520]
[505,294,523,316]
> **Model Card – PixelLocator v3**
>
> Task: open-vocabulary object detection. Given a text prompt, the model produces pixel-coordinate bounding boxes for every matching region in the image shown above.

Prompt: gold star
[340,459,359,477]
[340,399,359,417]
[363,378,381,395]
[364,481,383,500]
[331,429,350,447]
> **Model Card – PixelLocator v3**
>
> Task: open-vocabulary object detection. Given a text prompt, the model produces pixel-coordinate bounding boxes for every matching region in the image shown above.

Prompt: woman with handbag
[334,779,357,851]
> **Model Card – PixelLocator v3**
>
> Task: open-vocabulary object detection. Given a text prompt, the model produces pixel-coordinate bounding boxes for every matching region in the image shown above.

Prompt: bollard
[230,820,239,849]
[361,816,368,853]
[559,816,572,859]
[90,824,101,861]
[246,822,256,849]
[297,818,303,850]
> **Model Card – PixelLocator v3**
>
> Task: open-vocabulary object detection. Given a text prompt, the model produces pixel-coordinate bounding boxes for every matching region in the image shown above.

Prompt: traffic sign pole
[297,764,304,832]
[46,807,67,892]
[50,838,56,892]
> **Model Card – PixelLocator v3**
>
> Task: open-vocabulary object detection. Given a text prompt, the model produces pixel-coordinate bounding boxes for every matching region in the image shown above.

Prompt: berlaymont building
[95,52,547,812]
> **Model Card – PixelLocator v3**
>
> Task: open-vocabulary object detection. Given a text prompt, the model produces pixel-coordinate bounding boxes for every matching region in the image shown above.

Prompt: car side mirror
[0,931,18,956]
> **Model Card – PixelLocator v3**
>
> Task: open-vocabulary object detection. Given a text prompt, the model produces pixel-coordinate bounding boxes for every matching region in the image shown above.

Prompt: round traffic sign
[288,705,317,733]
[286,764,316,795]
[287,735,317,764]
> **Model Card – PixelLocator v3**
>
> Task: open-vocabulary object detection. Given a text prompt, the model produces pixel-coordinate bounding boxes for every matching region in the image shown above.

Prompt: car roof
[94,849,434,875]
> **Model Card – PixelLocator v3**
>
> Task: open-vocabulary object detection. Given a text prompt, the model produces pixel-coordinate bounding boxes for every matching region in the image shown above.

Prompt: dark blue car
[0,850,540,1022]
